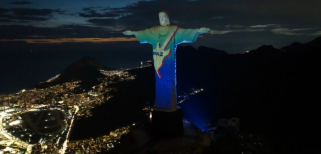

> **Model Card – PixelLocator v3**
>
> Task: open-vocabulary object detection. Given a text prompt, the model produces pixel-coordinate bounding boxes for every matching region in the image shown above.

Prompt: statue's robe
[134,25,199,110]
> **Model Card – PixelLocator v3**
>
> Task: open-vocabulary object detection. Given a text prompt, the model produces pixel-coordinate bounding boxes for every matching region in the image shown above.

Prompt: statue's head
[159,11,170,26]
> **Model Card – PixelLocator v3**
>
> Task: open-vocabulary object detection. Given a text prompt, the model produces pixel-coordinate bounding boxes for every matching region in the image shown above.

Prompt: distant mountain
[175,37,321,154]
[247,45,282,62]
[281,36,321,52]
[280,42,304,52]
[249,45,280,53]
[57,56,112,83]
[305,36,321,51]
[35,56,113,90]
[198,46,229,56]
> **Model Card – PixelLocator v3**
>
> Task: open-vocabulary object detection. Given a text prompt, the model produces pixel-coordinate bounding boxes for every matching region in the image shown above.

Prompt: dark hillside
[176,37,321,154]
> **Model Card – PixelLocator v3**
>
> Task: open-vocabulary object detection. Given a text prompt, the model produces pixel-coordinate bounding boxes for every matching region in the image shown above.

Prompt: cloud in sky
[271,28,318,36]
[311,31,321,36]
[78,7,120,18]
[209,24,319,36]
[0,25,126,39]
[10,8,64,16]
[0,0,320,52]
[249,24,279,29]
[0,37,138,43]
[9,1,32,5]
[0,7,65,22]
[209,26,267,34]
[70,0,321,38]
[1,0,321,31]
[82,0,321,27]
[209,30,233,35]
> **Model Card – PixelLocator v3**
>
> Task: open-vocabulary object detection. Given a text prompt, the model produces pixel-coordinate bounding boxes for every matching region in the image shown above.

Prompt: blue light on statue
[123,11,209,111]
[134,26,200,110]
[180,98,213,131]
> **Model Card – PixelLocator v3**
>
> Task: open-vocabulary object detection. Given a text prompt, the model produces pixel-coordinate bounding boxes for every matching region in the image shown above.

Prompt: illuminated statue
[123,11,210,110]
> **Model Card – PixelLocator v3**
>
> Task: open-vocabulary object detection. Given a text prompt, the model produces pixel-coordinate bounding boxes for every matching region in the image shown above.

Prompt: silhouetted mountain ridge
[198,46,228,56]
[250,45,279,53]
[57,56,113,83]
[307,36,321,45]
[281,36,321,52]
[34,56,113,90]
[175,36,321,154]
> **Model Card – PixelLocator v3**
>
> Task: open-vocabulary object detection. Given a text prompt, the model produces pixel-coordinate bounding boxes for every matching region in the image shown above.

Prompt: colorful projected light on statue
[123,11,210,110]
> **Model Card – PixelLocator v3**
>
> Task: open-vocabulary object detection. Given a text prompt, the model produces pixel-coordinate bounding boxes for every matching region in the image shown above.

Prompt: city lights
[0,61,152,153]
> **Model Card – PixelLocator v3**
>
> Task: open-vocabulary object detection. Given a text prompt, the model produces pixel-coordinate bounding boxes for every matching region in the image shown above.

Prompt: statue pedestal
[150,107,183,137]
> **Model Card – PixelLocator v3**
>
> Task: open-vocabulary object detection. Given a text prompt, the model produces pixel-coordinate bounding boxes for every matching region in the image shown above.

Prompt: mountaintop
[57,56,112,83]
[34,56,113,90]
[281,36,321,52]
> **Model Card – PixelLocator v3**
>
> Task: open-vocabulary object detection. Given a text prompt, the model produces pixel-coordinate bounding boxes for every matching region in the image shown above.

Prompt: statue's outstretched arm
[198,27,210,33]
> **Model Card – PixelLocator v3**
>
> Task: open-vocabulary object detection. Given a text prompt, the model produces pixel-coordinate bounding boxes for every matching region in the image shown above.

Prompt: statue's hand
[123,30,133,35]
[199,27,210,33]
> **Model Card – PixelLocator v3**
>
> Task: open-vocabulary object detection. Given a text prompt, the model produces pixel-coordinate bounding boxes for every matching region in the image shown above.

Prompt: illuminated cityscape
[0,61,152,153]
[65,126,130,153]
[0,0,320,153]
[177,88,204,104]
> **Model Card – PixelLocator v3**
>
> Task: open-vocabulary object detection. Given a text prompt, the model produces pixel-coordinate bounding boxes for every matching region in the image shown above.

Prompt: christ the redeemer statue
[123,11,210,111]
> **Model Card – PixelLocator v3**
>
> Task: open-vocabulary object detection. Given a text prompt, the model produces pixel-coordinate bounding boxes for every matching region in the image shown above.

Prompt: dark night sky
[0,0,320,93]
